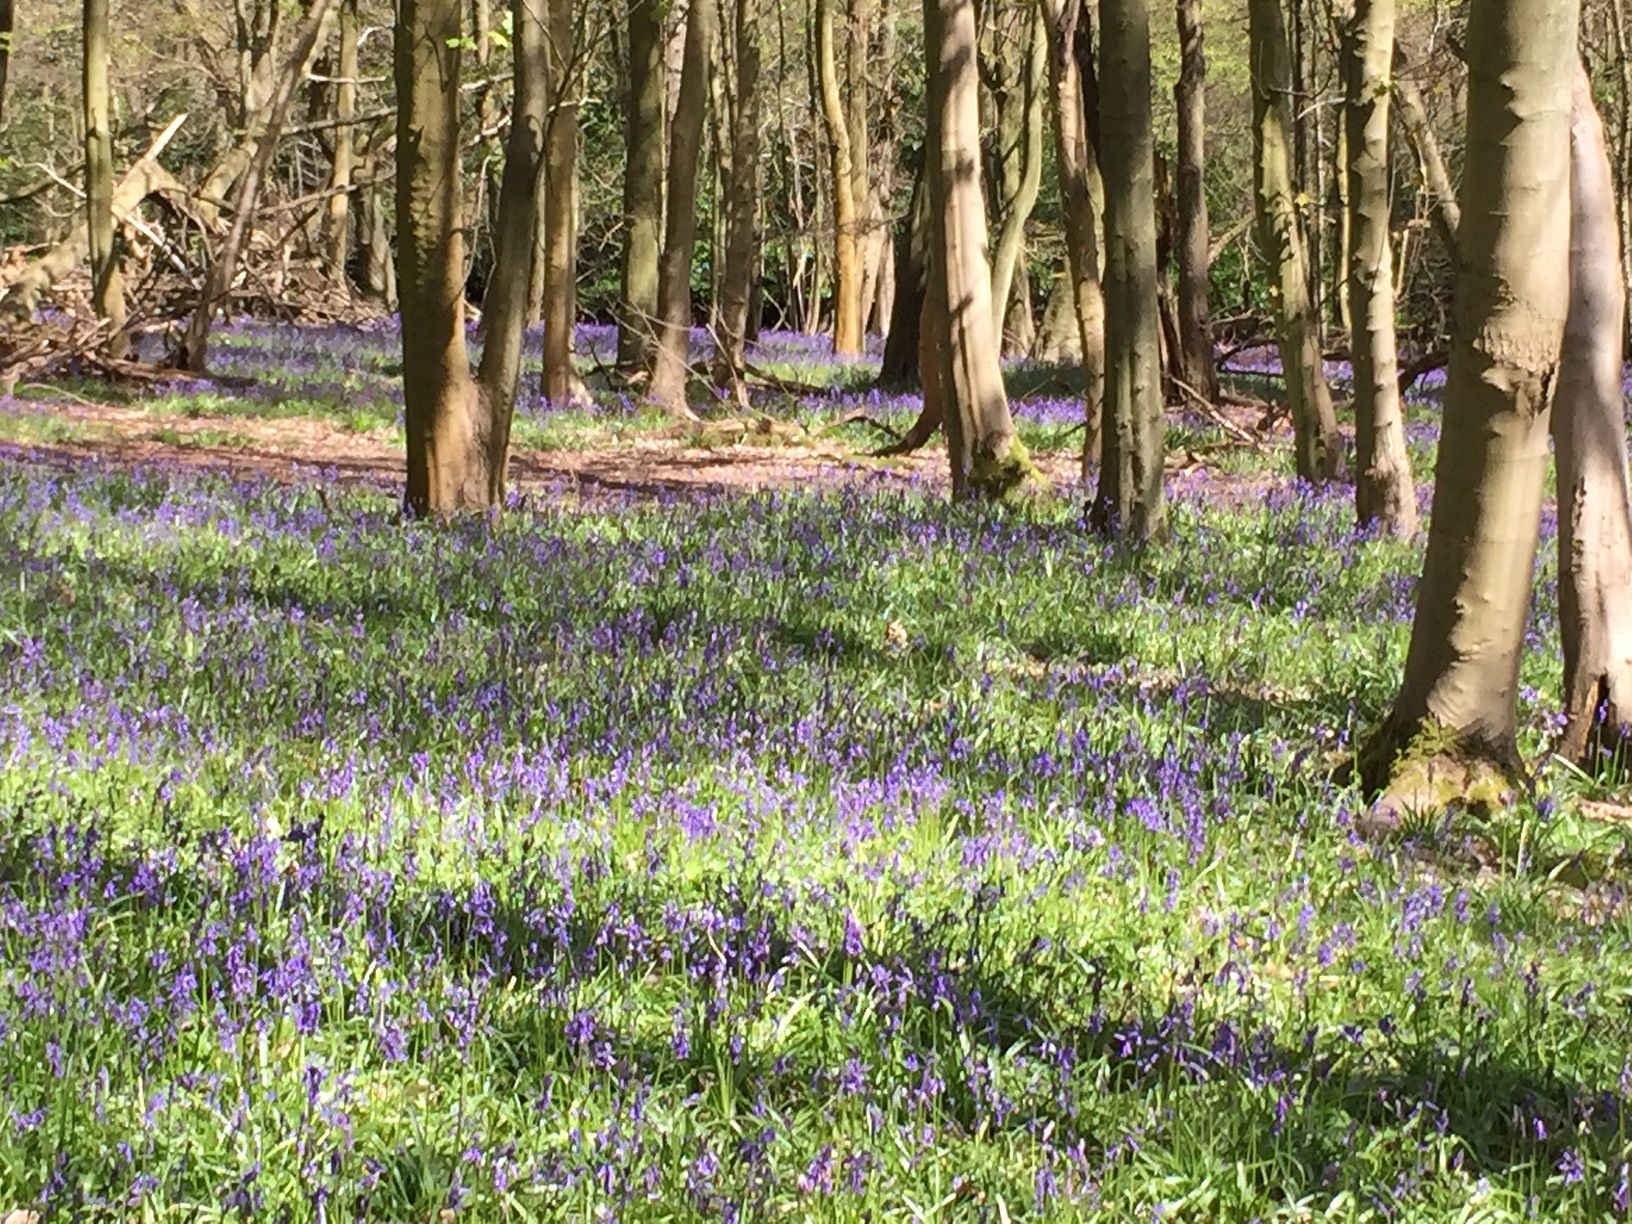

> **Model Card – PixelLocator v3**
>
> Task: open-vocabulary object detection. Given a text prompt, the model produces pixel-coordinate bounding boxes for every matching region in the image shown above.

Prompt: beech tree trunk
[817,0,863,355]
[1040,0,1106,470]
[323,0,359,283]
[1172,0,1217,401]
[540,0,582,405]
[714,0,762,404]
[0,0,12,124]
[647,0,716,415]
[1344,0,1418,536]
[1555,65,1632,767]
[618,0,666,368]
[878,157,930,388]
[1250,0,1342,482]
[923,0,1033,499]
[1392,43,1461,259]
[84,0,125,349]
[1362,0,1576,809]
[989,7,1048,355]
[1091,0,1165,539]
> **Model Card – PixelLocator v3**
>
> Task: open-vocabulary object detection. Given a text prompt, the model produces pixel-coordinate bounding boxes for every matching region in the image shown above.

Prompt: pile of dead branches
[0,315,199,396]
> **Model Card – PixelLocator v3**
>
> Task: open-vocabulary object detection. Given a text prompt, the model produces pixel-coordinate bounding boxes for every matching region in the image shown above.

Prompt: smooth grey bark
[1362,0,1578,809]
[1172,0,1217,401]
[540,0,582,405]
[989,6,1048,355]
[618,0,666,368]
[647,0,716,415]
[1555,66,1632,766]
[1392,43,1461,258]
[817,0,862,354]
[713,0,762,404]
[1344,0,1418,536]
[1091,0,1165,539]
[84,0,125,349]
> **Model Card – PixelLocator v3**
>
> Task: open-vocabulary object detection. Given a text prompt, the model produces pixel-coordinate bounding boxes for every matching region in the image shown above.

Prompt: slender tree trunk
[180,0,335,372]
[714,0,761,404]
[1555,65,1632,766]
[990,7,1048,354]
[1344,0,1417,535]
[84,0,125,351]
[541,0,582,404]
[324,0,359,283]
[475,0,550,502]
[1091,0,1165,539]
[619,0,667,368]
[1607,0,1632,347]
[0,0,14,125]
[1250,0,1341,481]
[647,0,716,415]
[365,183,397,307]
[878,156,930,388]
[1361,0,1577,810]
[924,0,1034,499]
[817,0,863,355]
[1392,43,1460,258]
[1040,0,1106,470]
[1173,0,1217,401]
[396,0,490,514]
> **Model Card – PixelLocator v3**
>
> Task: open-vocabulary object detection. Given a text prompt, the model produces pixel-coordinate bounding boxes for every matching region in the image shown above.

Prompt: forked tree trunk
[990,6,1048,356]
[475,0,550,502]
[1091,0,1165,539]
[1040,0,1106,470]
[647,0,716,416]
[1250,0,1341,482]
[1344,0,1417,536]
[540,0,582,405]
[923,0,1033,499]
[397,0,488,513]
[714,0,762,405]
[1555,66,1632,767]
[817,0,863,355]
[618,0,667,368]
[1392,44,1461,259]
[1172,0,1217,401]
[179,0,335,372]
[323,0,359,283]
[84,0,125,351]
[1361,0,1576,812]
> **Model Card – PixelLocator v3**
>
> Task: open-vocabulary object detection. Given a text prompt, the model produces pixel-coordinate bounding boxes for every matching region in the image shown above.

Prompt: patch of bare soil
[0,397,1285,506]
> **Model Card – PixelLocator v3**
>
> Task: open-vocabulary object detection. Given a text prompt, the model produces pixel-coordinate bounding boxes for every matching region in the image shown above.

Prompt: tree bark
[1173,0,1217,401]
[714,0,762,405]
[475,0,550,503]
[1361,0,1577,809]
[396,0,490,514]
[1555,65,1632,767]
[1250,0,1342,482]
[817,0,863,355]
[924,0,1033,499]
[618,0,667,368]
[878,155,930,388]
[989,6,1048,355]
[1091,0,1165,539]
[84,0,126,350]
[1,0,14,125]
[647,0,716,415]
[540,0,582,405]
[1040,0,1106,470]
[1392,43,1461,259]
[179,0,335,372]
[323,0,359,284]
[1344,0,1418,536]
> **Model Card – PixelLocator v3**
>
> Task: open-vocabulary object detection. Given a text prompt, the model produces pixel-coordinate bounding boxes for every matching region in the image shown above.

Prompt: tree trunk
[647,0,716,415]
[878,156,930,388]
[1555,65,1632,767]
[179,0,335,372]
[713,0,761,405]
[1250,0,1341,482]
[817,0,863,355]
[364,183,397,308]
[618,0,667,368]
[1172,0,1217,401]
[1090,0,1165,539]
[1040,0,1106,470]
[84,0,126,350]
[990,6,1048,355]
[541,0,582,405]
[1344,0,1418,536]
[1606,0,1632,346]
[923,0,1033,499]
[396,0,491,514]
[475,0,550,503]
[1361,0,1577,811]
[1392,43,1461,259]
[1,0,14,125]
[1032,266,1083,361]
[323,0,359,284]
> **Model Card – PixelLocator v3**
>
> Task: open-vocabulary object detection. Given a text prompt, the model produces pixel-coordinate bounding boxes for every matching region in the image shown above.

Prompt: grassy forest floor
[0,321,1628,1220]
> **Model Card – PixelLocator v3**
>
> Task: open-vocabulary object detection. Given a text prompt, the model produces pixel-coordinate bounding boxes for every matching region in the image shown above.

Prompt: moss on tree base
[1356,717,1526,832]
[967,436,1039,503]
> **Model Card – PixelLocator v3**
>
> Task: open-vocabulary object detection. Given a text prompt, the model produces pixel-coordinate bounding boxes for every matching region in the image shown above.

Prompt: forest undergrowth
[0,323,1627,1220]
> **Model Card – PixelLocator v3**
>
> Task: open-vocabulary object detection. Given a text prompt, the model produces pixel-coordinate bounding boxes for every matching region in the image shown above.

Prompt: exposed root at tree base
[1356,718,1527,835]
